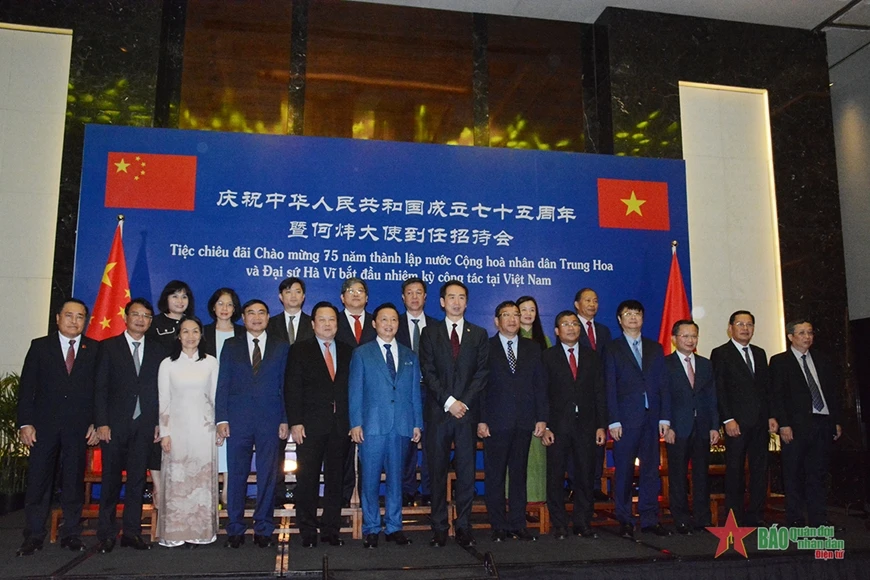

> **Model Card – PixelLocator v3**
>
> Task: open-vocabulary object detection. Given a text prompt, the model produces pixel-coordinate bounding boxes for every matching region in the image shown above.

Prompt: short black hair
[206,288,242,322]
[157,280,195,316]
[373,302,400,319]
[494,300,518,318]
[616,299,644,318]
[785,319,812,335]
[401,277,427,293]
[729,310,755,325]
[125,297,154,316]
[573,287,596,303]
[278,277,306,294]
[555,310,579,328]
[672,319,698,336]
[241,299,269,314]
[440,279,468,300]
[57,298,89,319]
[341,277,368,295]
[311,301,340,320]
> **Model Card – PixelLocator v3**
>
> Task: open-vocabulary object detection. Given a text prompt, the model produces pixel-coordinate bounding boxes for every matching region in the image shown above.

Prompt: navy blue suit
[604,335,670,527]
[215,333,289,537]
[349,340,422,535]
[664,352,718,527]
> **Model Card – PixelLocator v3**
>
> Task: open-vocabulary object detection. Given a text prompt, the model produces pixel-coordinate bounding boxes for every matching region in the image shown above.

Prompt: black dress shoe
[120,534,152,550]
[430,530,448,547]
[385,531,411,545]
[16,537,43,556]
[573,525,597,538]
[320,534,344,546]
[641,524,672,537]
[363,533,378,549]
[619,523,635,539]
[402,493,416,507]
[60,535,86,552]
[224,535,244,549]
[552,527,568,540]
[675,523,693,535]
[455,527,476,548]
[97,538,116,553]
[420,494,432,506]
[301,535,317,548]
[253,534,274,548]
[491,529,506,542]
[593,489,610,502]
[508,528,536,541]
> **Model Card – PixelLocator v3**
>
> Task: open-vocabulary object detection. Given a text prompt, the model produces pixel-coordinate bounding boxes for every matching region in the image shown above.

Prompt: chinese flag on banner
[105,152,197,211]
[598,178,670,231]
[658,244,692,354]
[85,220,131,342]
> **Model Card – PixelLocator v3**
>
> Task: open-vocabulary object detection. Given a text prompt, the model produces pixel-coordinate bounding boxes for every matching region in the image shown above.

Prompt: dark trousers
[612,412,661,527]
[666,423,712,527]
[592,443,606,493]
[427,418,476,532]
[724,421,769,525]
[781,415,833,526]
[23,424,88,542]
[295,425,349,538]
[483,428,532,532]
[97,418,152,540]
[225,422,281,537]
[341,442,360,504]
[547,421,596,530]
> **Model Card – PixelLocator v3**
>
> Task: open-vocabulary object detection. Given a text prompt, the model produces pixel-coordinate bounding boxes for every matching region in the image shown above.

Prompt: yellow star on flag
[101,262,117,286]
[100,317,112,329]
[621,191,646,216]
[118,306,126,318]
[115,159,130,173]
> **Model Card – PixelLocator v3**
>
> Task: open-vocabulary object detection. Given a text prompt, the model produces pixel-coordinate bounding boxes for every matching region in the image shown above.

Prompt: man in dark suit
[267,277,314,345]
[574,287,612,502]
[542,311,607,540]
[349,303,423,548]
[710,310,778,527]
[94,298,168,553]
[419,279,489,548]
[605,299,671,539]
[16,299,100,556]
[770,319,842,527]
[663,320,719,535]
[478,301,547,542]
[285,302,352,548]
[216,299,290,548]
[396,277,439,507]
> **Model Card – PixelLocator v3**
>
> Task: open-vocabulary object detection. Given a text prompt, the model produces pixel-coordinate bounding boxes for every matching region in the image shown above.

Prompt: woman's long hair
[517,295,548,351]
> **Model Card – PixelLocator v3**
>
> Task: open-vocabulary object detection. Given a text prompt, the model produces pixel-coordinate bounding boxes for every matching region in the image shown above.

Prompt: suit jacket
[348,340,423,438]
[710,341,771,429]
[480,335,547,432]
[215,333,289,427]
[284,336,353,437]
[541,342,607,435]
[578,320,612,358]
[604,335,670,428]
[267,311,314,344]
[18,333,100,431]
[769,348,841,437]
[336,310,377,348]
[419,319,490,425]
[201,322,246,358]
[665,352,719,438]
[396,313,441,352]
[94,333,167,434]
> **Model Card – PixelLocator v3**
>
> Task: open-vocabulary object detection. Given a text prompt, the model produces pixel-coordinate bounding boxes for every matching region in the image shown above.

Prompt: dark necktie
[507,340,516,374]
[411,318,421,353]
[385,343,396,380]
[450,323,460,359]
[802,354,825,412]
[586,321,596,351]
[743,346,754,377]
[352,315,362,344]
[685,355,695,388]
[65,339,76,375]
[132,341,141,420]
[252,338,262,374]
[568,347,578,380]
[287,315,296,345]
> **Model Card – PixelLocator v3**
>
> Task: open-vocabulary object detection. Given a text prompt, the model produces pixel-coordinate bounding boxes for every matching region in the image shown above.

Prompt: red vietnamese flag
[598,178,670,230]
[85,219,131,341]
[658,244,692,354]
[105,152,197,211]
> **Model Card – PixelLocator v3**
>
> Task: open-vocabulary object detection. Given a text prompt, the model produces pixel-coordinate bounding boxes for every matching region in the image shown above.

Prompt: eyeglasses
[620,311,642,319]
[676,334,698,340]
[128,312,153,319]
[793,330,814,337]
[345,289,365,296]
[559,321,581,328]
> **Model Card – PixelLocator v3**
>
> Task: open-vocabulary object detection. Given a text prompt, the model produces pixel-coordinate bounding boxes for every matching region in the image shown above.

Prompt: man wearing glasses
[604,300,671,539]
[710,310,777,527]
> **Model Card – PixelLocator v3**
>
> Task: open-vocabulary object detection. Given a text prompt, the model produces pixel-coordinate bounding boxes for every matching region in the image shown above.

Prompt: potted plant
[0,373,28,515]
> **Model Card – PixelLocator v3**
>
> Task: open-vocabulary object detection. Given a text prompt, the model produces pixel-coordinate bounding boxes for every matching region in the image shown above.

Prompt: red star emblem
[707,509,756,558]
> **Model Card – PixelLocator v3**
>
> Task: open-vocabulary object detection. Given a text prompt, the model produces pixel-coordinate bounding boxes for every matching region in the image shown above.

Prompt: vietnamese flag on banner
[658,244,692,355]
[598,178,670,230]
[105,152,197,211]
[85,219,131,341]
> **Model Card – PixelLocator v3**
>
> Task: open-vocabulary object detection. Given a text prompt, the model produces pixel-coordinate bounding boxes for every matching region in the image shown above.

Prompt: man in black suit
[770,319,842,527]
[94,298,168,552]
[267,277,314,345]
[574,287,612,502]
[396,277,439,507]
[710,310,778,526]
[541,311,607,539]
[663,320,719,535]
[285,302,353,547]
[477,301,547,542]
[16,299,100,556]
[419,279,489,548]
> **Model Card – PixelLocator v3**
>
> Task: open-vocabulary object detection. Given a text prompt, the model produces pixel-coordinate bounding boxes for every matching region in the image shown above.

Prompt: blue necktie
[631,339,649,409]
[385,343,396,380]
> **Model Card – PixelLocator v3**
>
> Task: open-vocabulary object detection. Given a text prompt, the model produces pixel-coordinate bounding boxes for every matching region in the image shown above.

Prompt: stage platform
[2,506,867,580]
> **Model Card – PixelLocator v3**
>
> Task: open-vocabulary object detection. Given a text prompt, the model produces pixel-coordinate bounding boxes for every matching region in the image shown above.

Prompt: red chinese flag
[105,152,197,211]
[598,178,670,231]
[85,221,131,341]
[658,245,692,354]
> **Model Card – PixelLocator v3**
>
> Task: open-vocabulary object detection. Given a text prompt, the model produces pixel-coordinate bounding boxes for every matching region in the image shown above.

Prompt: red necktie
[568,347,578,380]
[65,339,76,375]
[324,341,336,381]
[586,321,596,351]
[451,323,460,359]
[352,315,362,344]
